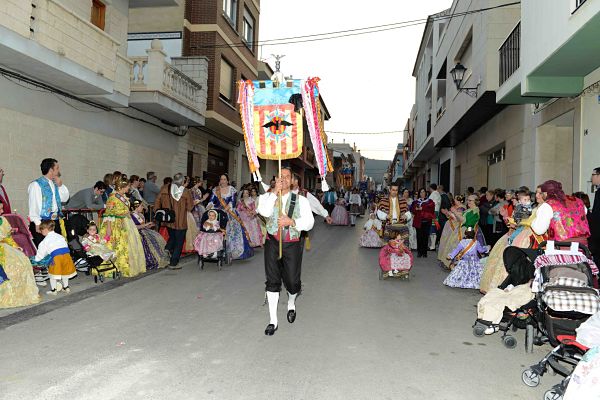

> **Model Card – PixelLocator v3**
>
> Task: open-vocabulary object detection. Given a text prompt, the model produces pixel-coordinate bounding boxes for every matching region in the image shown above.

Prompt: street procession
[1,0,600,399]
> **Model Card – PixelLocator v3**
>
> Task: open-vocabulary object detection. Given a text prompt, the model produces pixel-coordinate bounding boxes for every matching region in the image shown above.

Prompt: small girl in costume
[378,231,413,278]
[33,220,76,295]
[444,227,490,289]
[193,209,224,258]
[81,221,115,261]
[359,213,384,248]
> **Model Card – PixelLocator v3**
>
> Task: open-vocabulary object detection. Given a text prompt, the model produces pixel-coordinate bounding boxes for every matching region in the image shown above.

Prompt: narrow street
[0,221,559,400]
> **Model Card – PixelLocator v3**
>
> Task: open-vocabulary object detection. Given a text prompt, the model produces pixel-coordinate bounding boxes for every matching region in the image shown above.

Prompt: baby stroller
[3,214,45,283]
[473,246,541,351]
[65,214,120,283]
[196,208,229,270]
[520,241,600,399]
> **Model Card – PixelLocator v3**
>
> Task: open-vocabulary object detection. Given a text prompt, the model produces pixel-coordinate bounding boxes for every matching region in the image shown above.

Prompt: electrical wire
[0,67,187,137]
[327,130,406,135]
[191,1,521,50]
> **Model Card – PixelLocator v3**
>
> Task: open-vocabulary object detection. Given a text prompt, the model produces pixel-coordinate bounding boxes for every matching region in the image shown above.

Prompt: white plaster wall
[0,79,193,213]
[433,0,520,145]
[521,0,600,78]
[580,94,600,205]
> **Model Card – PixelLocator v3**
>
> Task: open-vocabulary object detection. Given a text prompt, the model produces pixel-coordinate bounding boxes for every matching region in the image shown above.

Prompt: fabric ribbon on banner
[237,80,261,176]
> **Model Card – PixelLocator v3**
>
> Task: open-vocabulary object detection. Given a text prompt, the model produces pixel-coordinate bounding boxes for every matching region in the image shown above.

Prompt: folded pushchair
[521,241,600,399]
[196,208,229,270]
[473,246,540,351]
[65,214,120,283]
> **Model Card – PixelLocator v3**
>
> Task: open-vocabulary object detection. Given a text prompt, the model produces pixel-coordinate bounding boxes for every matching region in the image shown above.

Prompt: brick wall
[183,0,259,127]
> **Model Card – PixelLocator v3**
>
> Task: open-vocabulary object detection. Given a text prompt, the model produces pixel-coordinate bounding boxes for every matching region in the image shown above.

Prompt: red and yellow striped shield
[253,104,303,160]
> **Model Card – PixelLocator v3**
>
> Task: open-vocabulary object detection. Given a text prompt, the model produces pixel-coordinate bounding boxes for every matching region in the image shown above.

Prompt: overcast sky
[258,0,452,160]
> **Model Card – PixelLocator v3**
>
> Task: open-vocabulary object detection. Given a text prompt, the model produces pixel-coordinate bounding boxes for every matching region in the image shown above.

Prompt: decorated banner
[253,103,303,160]
[237,77,332,188]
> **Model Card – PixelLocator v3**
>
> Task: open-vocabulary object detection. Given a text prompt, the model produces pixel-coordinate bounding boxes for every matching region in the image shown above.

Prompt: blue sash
[36,177,62,219]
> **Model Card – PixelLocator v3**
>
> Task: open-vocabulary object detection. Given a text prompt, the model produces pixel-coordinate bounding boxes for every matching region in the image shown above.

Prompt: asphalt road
[0,220,560,400]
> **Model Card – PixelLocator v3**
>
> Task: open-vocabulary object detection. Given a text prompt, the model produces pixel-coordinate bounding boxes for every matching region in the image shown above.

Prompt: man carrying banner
[257,167,314,336]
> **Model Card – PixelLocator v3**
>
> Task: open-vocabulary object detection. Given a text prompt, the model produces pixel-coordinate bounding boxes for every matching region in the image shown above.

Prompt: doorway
[207,144,229,187]
[440,159,450,192]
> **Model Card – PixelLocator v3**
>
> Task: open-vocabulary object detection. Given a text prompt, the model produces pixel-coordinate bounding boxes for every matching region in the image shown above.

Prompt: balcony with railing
[499,22,520,86]
[129,40,206,126]
[0,0,121,95]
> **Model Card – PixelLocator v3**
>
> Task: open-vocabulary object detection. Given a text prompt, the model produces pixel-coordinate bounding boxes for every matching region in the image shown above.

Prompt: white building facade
[404,0,600,202]
[0,0,209,212]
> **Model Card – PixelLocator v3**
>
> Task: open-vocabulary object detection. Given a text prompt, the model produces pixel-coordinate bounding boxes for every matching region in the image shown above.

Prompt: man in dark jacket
[590,167,600,264]
[154,173,194,269]
[436,184,452,246]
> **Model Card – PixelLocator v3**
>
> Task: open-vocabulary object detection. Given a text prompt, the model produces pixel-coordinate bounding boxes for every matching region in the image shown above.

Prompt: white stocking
[61,276,69,288]
[266,291,279,327]
[49,278,57,291]
[287,292,297,311]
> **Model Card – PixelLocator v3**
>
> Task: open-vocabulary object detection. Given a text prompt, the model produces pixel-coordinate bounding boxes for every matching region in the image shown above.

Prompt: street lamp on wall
[450,63,479,98]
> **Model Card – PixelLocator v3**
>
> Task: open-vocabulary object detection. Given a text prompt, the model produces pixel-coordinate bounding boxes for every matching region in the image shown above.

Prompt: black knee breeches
[264,236,302,294]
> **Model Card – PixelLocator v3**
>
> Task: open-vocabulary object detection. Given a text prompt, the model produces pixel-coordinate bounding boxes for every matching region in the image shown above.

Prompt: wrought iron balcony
[499,22,520,85]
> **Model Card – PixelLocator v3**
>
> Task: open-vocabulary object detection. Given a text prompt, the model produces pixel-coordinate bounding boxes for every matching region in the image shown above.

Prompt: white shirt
[293,189,329,218]
[34,231,68,261]
[531,202,553,236]
[28,177,70,226]
[429,191,442,212]
[257,191,315,232]
[349,193,362,205]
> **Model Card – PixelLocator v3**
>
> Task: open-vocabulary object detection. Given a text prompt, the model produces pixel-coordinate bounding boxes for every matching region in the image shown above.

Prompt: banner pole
[278,154,283,259]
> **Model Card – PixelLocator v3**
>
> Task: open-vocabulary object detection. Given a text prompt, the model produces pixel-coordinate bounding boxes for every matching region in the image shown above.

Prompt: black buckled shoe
[264,324,278,336]
[287,310,296,324]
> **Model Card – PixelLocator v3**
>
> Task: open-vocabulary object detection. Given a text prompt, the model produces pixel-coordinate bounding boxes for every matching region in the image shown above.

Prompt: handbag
[154,184,176,223]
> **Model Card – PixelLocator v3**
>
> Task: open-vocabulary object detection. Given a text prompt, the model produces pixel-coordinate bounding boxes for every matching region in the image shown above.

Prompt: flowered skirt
[443,256,484,289]
[0,244,40,308]
[194,231,224,255]
[331,205,349,225]
[359,230,384,248]
[139,228,170,270]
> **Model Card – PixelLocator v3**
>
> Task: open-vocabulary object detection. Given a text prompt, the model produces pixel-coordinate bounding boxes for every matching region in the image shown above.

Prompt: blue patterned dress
[444,239,489,289]
[208,187,254,260]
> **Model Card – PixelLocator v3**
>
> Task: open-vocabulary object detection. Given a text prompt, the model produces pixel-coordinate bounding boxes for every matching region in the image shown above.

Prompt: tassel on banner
[321,179,329,192]
[305,236,311,251]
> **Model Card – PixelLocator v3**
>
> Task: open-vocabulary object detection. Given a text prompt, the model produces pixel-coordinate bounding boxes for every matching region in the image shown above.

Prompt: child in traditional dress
[359,213,384,248]
[378,231,413,278]
[81,221,115,261]
[444,227,490,289]
[33,220,76,295]
[193,209,224,258]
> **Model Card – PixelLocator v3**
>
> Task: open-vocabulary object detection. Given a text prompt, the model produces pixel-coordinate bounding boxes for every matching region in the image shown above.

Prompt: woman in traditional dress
[438,195,466,269]
[0,215,40,308]
[100,178,146,277]
[402,189,417,250]
[130,200,169,270]
[443,227,490,289]
[331,196,350,226]
[236,188,263,247]
[207,174,253,260]
[480,188,538,294]
[190,178,208,230]
[251,186,267,245]
[530,180,590,245]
